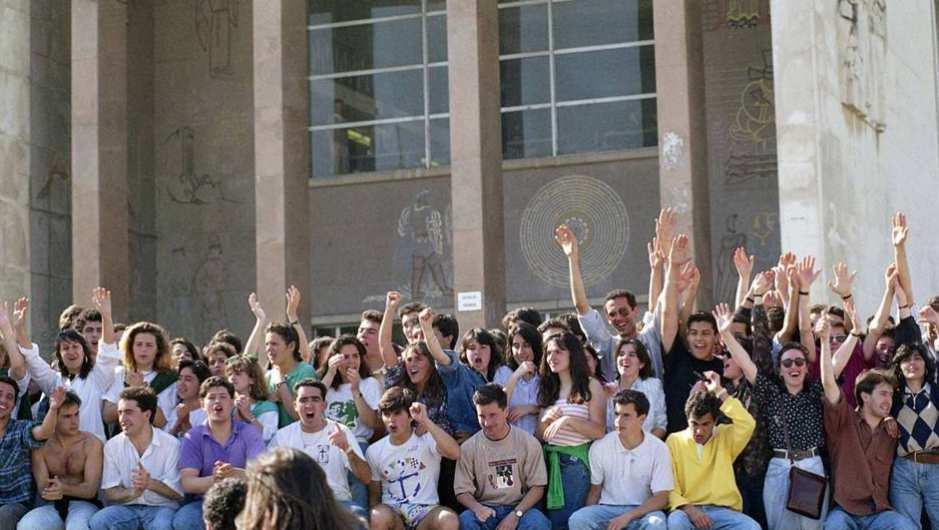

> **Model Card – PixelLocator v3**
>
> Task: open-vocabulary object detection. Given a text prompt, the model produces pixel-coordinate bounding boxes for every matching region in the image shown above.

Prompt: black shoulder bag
[780,414,827,519]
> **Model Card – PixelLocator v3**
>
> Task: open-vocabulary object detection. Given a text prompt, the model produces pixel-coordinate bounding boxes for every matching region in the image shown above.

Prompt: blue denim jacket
[436,349,485,435]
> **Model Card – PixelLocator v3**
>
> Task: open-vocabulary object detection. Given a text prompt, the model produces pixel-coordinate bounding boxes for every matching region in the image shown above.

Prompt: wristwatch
[514,509,524,518]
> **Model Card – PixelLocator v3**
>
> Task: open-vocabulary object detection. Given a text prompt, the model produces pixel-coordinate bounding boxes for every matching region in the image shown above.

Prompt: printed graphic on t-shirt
[327,401,358,428]
[487,459,517,489]
[381,456,428,502]
[304,442,331,465]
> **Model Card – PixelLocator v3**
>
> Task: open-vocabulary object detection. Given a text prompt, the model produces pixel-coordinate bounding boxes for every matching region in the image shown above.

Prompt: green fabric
[544,443,590,510]
[268,362,317,427]
[149,371,179,395]
[251,400,278,417]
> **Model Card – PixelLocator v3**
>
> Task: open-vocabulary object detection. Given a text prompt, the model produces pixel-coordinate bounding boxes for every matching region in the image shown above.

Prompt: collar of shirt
[904,382,931,399]
[197,421,244,449]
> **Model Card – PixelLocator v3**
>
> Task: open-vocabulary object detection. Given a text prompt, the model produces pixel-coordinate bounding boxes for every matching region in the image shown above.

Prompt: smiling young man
[666,372,759,530]
[570,390,671,530]
[90,386,183,530]
[17,391,103,530]
[174,377,265,530]
[454,384,549,530]
[367,387,460,530]
[0,379,63,530]
[269,379,371,519]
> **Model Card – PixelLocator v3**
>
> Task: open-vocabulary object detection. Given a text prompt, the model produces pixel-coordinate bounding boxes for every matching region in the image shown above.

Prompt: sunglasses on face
[781,358,807,368]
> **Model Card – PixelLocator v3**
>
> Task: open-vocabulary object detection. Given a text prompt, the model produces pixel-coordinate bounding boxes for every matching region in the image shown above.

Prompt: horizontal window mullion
[309,115,426,131]
[554,40,655,56]
[501,103,552,113]
[308,12,425,30]
[309,64,425,80]
[499,50,550,61]
[554,93,657,107]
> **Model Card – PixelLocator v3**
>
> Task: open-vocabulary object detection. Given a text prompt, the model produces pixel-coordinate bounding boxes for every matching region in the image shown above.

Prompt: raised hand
[763,290,783,308]
[712,304,734,334]
[796,256,821,288]
[418,307,434,327]
[125,370,145,388]
[733,247,754,278]
[91,287,112,318]
[554,224,579,258]
[815,312,831,342]
[703,370,723,395]
[884,263,898,289]
[385,291,401,311]
[512,360,536,380]
[248,292,266,321]
[647,238,665,269]
[235,395,252,420]
[669,234,691,266]
[918,304,939,326]
[751,270,774,296]
[326,353,345,375]
[286,285,301,322]
[677,262,700,293]
[328,424,352,452]
[345,366,361,391]
[827,262,856,298]
[778,251,797,269]
[892,211,909,247]
[655,208,678,248]
[12,297,28,332]
[843,299,862,332]
[409,402,428,425]
[49,386,67,411]
[0,301,12,331]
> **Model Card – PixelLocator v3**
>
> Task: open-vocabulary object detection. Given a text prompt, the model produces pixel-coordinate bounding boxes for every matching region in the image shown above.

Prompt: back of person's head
[432,313,460,349]
[557,312,587,342]
[537,318,569,335]
[211,329,243,354]
[398,301,425,320]
[203,477,246,530]
[74,308,102,333]
[58,304,84,331]
[240,447,361,530]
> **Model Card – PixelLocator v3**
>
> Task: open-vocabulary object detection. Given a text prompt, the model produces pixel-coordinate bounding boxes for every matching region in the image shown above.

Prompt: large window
[499,0,657,159]
[309,1,449,178]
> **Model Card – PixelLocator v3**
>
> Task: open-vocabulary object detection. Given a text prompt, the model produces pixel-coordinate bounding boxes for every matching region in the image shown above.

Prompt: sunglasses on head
[781,357,806,368]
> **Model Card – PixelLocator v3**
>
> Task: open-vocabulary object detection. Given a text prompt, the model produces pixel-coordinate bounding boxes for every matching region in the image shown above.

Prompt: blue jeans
[763,456,827,530]
[823,507,917,530]
[569,504,667,530]
[890,455,939,529]
[89,505,176,530]
[457,505,550,530]
[17,501,98,530]
[668,505,761,530]
[548,454,590,530]
[171,501,203,530]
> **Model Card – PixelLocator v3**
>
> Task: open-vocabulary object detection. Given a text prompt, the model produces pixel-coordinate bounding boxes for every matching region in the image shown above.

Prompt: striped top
[543,399,591,447]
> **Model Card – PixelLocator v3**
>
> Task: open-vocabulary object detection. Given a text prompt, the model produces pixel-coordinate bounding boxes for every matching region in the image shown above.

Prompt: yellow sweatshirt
[666,396,755,511]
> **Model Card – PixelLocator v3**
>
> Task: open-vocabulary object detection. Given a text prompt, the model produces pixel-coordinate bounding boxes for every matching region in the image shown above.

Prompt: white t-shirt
[589,430,674,506]
[366,432,441,507]
[105,367,178,431]
[325,377,382,442]
[270,420,364,501]
[101,427,183,508]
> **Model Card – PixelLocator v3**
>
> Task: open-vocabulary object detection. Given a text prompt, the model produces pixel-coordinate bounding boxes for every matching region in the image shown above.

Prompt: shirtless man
[18,391,103,530]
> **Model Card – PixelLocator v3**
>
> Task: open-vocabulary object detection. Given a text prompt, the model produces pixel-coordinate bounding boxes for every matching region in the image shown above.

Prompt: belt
[903,450,939,464]
[773,447,820,461]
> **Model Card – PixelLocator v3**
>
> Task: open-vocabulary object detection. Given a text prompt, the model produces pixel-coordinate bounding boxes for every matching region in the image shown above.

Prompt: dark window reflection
[430,118,450,166]
[499,4,549,55]
[502,109,553,160]
[310,19,423,75]
[554,46,656,102]
[312,120,426,178]
[500,57,550,108]
[553,0,654,49]
[556,98,657,155]
[310,0,421,25]
[311,69,424,126]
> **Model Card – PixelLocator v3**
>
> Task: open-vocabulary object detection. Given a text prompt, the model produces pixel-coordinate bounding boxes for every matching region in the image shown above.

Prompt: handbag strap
[776,413,796,464]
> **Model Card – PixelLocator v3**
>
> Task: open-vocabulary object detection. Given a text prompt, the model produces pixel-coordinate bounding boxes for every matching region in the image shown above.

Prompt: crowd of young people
[0,208,935,530]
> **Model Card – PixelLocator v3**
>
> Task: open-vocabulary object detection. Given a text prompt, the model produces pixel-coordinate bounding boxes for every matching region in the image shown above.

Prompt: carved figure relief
[838,0,887,131]
[397,190,453,300]
[195,0,239,78]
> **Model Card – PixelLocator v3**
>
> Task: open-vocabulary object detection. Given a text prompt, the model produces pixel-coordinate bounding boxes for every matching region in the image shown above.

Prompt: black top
[664,339,724,433]
[753,373,825,451]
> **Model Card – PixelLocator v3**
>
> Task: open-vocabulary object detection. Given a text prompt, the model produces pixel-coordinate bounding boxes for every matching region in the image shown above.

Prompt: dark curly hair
[203,477,247,530]
[891,343,936,391]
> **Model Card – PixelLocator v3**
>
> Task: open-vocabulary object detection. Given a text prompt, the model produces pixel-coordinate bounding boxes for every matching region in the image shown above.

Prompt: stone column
[253,0,311,337]
[653,0,713,305]
[0,0,31,303]
[447,0,505,329]
[71,0,130,317]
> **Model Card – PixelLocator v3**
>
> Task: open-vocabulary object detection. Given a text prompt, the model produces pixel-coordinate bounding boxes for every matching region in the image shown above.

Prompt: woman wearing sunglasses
[715,301,847,530]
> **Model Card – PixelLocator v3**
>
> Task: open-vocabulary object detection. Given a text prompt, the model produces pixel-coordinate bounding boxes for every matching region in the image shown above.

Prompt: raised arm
[817,316,841,404]
[714,303,758,385]
[733,247,754,310]
[774,251,796,308]
[379,291,401,369]
[286,286,311,364]
[865,265,898,359]
[796,257,821,362]
[647,239,665,314]
[12,298,58,393]
[776,266,800,343]
[831,301,862,379]
[411,402,459,460]
[243,292,267,358]
[417,308,451,366]
[827,261,857,332]
[892,212,914,304]
[677,262,701,332]
[0,302,25,380]
[661,234,690,354]
[91,287,115,346]
[32,386,65,441]
[555,224,590,315]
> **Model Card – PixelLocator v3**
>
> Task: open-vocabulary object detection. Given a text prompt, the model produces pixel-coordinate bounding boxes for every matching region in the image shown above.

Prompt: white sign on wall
[457,291,482,311]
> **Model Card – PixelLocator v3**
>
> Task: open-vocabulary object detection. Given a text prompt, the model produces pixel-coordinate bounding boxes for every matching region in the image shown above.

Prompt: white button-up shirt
[101,426,183,508]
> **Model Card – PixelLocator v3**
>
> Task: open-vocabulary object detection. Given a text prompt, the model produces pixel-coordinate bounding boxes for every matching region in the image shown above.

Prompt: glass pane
[310,0,421,25]
[311,69,424,126]
[310,18,423,75]
[556,98,657,155]
[500,56,549,107]
[312,120,426,177]
[502,109,552,160]
[427,15,448,63]
[554,45,656,102]
[430,118,450,166]
[499,4,548,55]
[429,66,449,115]
[553,0,654,49]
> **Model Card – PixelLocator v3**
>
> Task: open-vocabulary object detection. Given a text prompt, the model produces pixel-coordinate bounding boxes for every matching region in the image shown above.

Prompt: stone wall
[774,0,939,311]
[153,0,256,344]
[701,0,780,305]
